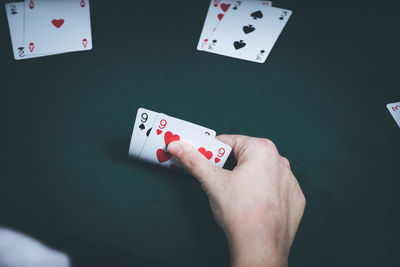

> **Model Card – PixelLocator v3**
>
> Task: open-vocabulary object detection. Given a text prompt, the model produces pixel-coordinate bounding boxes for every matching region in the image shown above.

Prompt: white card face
[129,108,160,159]
[197,0,234,51]
[177,117,216,139]
[5,2,56,60]
[139,113,231,169]
[197,0,272,51]
[205,2,292,63]
[386,102,400,128]
[129,109,216,159]
[24,0,92,55]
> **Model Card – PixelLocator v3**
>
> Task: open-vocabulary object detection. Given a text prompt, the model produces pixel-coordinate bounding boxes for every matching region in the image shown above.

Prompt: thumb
[216,134,253,164]
[167,141,224,188]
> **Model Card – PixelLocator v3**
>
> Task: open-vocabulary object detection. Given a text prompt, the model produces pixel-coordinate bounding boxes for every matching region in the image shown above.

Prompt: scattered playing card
[386,102,400,128]
[210,3,291,63]
[5,2,56,60]
[198,0,273,51]
[197,0,235,51]
[24,0,92,55]
[5,0,93,60]
[198,0,291,63]
[129,108,231,170]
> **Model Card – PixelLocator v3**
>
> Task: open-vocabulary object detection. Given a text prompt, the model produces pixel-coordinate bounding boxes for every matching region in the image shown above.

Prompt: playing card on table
[386,102,400,128]
[5,2,56,60]
[204,1,291,63]
[138,113,231,169]
[197,0,234,51]
[129,108,216,159]
[198,0,272,51]
[24,0,92,55]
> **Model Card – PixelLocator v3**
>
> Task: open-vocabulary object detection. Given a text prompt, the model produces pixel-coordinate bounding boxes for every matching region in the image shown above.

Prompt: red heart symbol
[157,129,162,135]
[220,3,231,12]
[214,157,221,163]
[29,42,34,53]
[82,38,88,48]
[198,147,213,160]
[156,149,171,163]
[164,131,180,146]
[217,13,224,21]
[51,19,64,28]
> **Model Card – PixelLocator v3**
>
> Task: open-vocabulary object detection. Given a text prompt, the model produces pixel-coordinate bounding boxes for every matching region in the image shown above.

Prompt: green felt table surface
[0,0,399,266]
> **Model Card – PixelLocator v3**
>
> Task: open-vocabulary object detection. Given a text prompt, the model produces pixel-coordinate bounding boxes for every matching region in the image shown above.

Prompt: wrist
[226,223,289,267]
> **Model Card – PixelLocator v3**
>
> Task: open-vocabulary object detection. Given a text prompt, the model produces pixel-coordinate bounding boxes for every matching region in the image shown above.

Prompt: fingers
[281,156,291,169]
[216,134,252,163]
[167,141,224,188]
[217,134,279,164]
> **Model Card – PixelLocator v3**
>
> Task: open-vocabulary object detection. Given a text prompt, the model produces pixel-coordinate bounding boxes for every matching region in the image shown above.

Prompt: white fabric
[0,227,70,267]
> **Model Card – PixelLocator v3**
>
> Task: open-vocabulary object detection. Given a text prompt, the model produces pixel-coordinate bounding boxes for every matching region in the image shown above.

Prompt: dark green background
[0,0,399,266]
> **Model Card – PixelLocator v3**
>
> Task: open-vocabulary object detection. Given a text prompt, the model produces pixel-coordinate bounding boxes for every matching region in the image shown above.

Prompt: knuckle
[257,138,278,153]
[298,190,306,207]
[282,157,291,169]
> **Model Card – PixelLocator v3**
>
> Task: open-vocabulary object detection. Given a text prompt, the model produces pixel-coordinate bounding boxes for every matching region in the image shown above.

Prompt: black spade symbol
[251,10,263,20]
[260,50,265,53]
[18,47,24,51]
[233,6,237,10]
[233,40,246,50]
[11,11,17,15]
[279,16,284,20]
[212,39,217,43]
[146,128,152,137]
[243,24,255,34]
[139,123,145,130]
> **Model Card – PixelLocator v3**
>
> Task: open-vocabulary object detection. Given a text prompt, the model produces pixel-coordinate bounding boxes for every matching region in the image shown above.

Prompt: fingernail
[168,142,183,157]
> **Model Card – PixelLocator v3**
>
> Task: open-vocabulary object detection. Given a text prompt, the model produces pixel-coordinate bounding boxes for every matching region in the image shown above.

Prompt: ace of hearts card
[24,0,92,55]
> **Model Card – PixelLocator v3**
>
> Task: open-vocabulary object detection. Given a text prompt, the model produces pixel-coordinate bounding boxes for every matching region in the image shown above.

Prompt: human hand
[167,135,306,267]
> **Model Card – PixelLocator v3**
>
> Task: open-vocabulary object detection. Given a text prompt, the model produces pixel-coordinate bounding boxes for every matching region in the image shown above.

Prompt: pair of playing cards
[5,0,92,60]
[387,102,400,128]
[129,108,232,170]
[197,0,292,63]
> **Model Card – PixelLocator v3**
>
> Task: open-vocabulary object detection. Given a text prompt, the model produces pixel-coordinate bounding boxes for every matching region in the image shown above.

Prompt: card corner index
[387,102,400,109]
[131,108,160,159]
[4,2,12,15]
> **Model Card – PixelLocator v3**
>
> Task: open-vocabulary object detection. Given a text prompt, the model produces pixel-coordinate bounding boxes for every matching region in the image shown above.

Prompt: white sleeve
[0,227,70,267]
